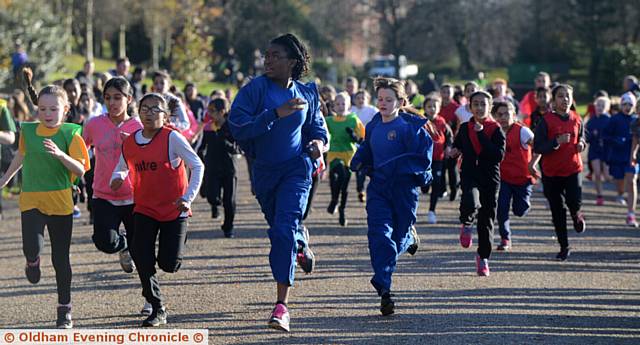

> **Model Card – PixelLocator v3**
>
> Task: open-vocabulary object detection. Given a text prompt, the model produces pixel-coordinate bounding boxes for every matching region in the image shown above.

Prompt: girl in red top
[422,92,453,224]
[494,101,535,251]
[448,91,505,276]
[531,84,586,261]
[110,93,204,327]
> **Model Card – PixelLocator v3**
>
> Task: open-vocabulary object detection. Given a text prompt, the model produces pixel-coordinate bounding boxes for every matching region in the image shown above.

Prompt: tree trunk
[152,14,160,70]
[65,0,73,55]
[455,33,473,75]
[85,0,94,61]
[119,24,126,59]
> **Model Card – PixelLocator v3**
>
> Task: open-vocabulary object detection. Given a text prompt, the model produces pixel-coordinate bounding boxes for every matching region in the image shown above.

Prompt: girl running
[449,91,505,276]
[423,92,453,224]
[228,33,327,332]
[494,101,535,251]
[326,91,365,226]
[110,93,203,327]
[201,98,239,238]
[531,84,586,260]
[150,71,191,132]
[454,81,479,127]
[351,77,433,316]
[604,92,638,226]
[0,85,90,328]
[585,96,611,206]
[352,89,378,127]
[83,77,148,313]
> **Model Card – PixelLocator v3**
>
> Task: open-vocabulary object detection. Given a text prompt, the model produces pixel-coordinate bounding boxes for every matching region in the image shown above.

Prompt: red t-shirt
[439,100,460,129]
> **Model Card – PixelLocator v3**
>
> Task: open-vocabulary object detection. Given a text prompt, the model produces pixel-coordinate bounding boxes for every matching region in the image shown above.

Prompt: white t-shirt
[351,105,378,126]
[517,125,535,149]
[455,105,473,124]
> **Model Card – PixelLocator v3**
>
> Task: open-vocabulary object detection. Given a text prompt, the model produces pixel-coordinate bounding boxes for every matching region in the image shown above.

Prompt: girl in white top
[351,89,378,126]
[455,81,480,127]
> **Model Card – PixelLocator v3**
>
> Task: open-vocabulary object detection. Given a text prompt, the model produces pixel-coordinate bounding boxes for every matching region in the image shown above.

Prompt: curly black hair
[270,33,310,80]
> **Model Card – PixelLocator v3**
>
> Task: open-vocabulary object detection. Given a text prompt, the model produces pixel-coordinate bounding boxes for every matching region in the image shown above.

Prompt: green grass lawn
[49,53,235,97]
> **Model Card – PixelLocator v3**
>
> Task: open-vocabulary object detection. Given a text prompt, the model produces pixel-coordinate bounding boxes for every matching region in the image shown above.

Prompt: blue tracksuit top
[351,112,433,187]
[228,75,328,164]
[604,112,637,164]
[585,113,610,159]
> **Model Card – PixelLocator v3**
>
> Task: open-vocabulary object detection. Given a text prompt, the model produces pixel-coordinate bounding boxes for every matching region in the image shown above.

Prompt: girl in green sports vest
[0,85,90,329]
[326,92,365,226]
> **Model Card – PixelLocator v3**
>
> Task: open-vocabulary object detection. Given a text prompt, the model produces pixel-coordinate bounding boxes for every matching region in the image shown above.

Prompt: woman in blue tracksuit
[228,33,328,333]
[351,77,433,316]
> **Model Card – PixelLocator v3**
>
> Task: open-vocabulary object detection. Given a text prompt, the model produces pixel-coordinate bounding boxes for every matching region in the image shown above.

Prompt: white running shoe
[427,211,437,224]
[141,301,153,316]
[617,195,627,206]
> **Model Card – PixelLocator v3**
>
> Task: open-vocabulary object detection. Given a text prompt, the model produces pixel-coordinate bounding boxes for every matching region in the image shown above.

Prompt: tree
[141,0,180,70]
[407,0,528,76]
[374,0,414,78]
[210,0,324,78]
[0,0,69,88]
[94,0,143,59]
[171,1,213,83]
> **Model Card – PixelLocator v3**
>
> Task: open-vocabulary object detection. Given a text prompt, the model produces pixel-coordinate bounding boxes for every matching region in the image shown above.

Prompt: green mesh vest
[21,122,82,192]
[326,113,360,153]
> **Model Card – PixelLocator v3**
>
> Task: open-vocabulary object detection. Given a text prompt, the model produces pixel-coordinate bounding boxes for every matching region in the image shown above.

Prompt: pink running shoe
[268,303,290,332]
[496,239,511,251]
[596,196,604,206]
[476,255,490,276]
[626,214,639,228]
[459,225,473,248]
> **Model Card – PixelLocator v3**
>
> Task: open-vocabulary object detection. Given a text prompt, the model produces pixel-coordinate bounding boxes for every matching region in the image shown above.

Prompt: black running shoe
[222,225,235,238]
[142,307,167,327]
[407,226,419,255]
[556,247,572,261]
[56,306,73,329]
[380,293,395,316]
[339,209,347,227]
[211,207,220,219]
[572,212,586,233]
[25,257,41,284]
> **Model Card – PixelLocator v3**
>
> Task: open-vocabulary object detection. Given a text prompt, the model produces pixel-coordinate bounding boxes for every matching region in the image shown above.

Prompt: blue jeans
[496,181,533,241]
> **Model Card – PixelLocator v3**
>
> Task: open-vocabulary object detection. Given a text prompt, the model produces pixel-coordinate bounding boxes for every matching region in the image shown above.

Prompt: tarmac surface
[0,163,639,344]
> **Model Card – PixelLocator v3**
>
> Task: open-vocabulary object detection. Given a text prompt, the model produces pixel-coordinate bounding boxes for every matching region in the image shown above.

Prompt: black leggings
[303,174,319,221]
[329,161,352,210]
[21,209,73,304]
[84,158,95,214]
[132,213,188,309]
[445,156,460,196]
[459,181,499,259]
[542,173,582,249]
[206,172,237,231]
[429,160,445,212]
[91,198,135,254]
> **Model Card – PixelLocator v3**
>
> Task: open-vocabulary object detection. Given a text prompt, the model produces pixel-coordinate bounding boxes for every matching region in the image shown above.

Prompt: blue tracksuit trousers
[253,155,312,286]
[366,177,419,296]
